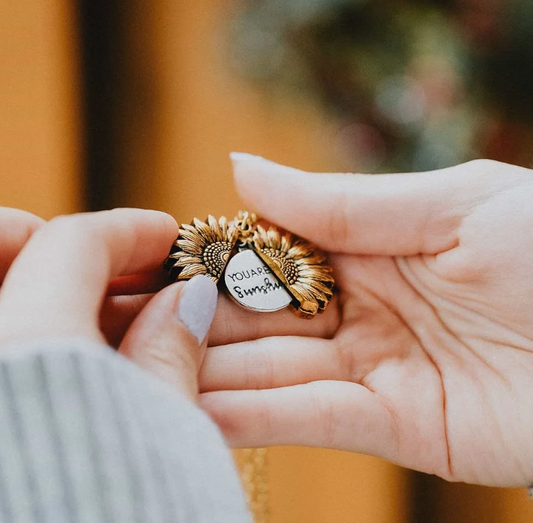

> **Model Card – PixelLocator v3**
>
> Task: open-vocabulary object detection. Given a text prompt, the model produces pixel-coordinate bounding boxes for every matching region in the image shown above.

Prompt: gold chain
[237,448,269,523]
[234,211,258,241]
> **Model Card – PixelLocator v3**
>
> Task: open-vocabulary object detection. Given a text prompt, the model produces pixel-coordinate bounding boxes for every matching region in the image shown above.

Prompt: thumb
[119,275,218,401]
[231,153,482,256]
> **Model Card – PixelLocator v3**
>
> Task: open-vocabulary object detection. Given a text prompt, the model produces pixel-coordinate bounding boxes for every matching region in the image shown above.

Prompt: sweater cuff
[0,338,250,523]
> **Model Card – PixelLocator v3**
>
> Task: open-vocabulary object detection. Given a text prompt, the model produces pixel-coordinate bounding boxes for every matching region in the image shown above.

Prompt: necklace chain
[238,447,269,522]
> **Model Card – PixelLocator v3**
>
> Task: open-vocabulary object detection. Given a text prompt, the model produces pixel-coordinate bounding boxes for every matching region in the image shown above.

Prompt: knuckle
[44,214,99,246]
[4,209,46,244]
[45,210,130,244]
[8,208,45,229]
[310,382,338,448]
[243,342,274,389]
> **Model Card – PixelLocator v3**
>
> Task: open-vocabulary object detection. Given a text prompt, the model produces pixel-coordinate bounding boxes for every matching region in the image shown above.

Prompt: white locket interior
[224,249,292,313]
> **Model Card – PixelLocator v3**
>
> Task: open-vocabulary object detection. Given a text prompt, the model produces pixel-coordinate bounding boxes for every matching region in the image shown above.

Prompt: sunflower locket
[164,212,334,319]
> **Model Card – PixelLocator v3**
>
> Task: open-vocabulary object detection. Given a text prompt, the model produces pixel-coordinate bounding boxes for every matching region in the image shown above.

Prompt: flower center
[262,248,299,285]
[203,241,232,278]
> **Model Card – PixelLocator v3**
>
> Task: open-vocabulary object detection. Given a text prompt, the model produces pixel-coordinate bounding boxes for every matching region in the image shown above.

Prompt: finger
[200,381,394,458]
[0,208,44,281]
[231,154,499,256]
[100,293,154,347]
[99,289,340,350]
[119,276,218,401]
[107,268,169,296]
[200,336,339,392]
[0,209,178,343]
[208,292,340,346]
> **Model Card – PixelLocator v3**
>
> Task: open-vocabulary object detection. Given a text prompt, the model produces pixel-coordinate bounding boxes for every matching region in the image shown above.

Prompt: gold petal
[179,228,206,245]
[168,251,184,260]
[227,224,238,243]
[297,266,331,278]
[219,216,228,236]
[266,228,281,250]
[288,242,314,259]
[291,284,319,313]
[295,254,326,266]
[193,217,215,243]
[208,215,222,240]
[297,277,333,296]
[300,261,332,272]
[253,226,267,249]
[280,234,292,254]
[177,239,203,255]
[175,257,203,266]
[182,223,199,234]
[291,282,318,303]
[179,264,207,278]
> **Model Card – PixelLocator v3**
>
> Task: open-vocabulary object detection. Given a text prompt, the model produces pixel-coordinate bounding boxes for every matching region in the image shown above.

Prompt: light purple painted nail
[177,275,218,344]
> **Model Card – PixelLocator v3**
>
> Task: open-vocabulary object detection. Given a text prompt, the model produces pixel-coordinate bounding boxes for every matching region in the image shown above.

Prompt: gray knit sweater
[0,339,251,523]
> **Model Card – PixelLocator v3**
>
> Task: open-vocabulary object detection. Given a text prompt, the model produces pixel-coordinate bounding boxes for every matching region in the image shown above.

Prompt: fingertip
[177,275,218,345]
[230,151,266,164]
[14,209,46,228]
[118,281,203,400]
[230,152,301,181]
[230,153,306,220]
[116,208,179,237]
[148,209,179,234]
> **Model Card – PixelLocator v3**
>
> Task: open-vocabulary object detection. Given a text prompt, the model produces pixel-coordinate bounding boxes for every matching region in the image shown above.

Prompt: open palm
[200,155,533,488]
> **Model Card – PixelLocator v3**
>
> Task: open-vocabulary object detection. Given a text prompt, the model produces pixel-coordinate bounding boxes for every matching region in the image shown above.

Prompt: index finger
[0,208,178,343]
[231,155,526,256]
[0,208,44,282]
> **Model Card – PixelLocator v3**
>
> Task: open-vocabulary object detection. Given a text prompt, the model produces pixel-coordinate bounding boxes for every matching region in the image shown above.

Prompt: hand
[200,155,533,488]
[0,208,218,401]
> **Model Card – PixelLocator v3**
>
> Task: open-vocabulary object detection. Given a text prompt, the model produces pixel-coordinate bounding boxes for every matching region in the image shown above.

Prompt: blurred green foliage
[231,0,533,172]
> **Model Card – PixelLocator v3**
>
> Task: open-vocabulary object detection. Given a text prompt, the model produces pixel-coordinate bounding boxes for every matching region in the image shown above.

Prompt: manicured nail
[177,275,218,344]
[230,152,266,163]
[230,152,296,177]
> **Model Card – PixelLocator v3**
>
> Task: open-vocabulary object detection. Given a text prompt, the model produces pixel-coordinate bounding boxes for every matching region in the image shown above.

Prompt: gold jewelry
[237,448,269,522]
[165,211,335,318]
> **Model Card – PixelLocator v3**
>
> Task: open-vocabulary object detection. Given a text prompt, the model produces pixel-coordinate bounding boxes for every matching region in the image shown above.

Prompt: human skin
[199,155,533,489]
[0,208,219,402]
[3,156,533,490]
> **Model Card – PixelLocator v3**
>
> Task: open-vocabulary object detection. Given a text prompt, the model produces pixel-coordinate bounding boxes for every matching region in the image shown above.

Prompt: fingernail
[230,152,296,178]
[230,152,266,164]
[177,275,218,344]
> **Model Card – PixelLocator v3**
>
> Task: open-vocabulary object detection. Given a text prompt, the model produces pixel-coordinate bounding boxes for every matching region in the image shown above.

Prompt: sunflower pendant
[164,212,334,318]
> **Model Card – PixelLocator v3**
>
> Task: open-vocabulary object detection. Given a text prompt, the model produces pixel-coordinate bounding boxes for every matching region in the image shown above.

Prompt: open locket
[164,212,334,319]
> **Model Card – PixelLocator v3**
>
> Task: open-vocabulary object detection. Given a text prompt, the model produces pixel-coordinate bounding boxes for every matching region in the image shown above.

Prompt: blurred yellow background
[1,1,533,522]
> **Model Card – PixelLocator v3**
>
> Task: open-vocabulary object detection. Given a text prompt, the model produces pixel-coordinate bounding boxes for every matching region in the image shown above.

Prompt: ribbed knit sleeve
[0,339,251,523]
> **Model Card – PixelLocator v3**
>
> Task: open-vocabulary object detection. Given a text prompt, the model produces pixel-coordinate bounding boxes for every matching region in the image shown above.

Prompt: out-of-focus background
[1,1,533,521]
